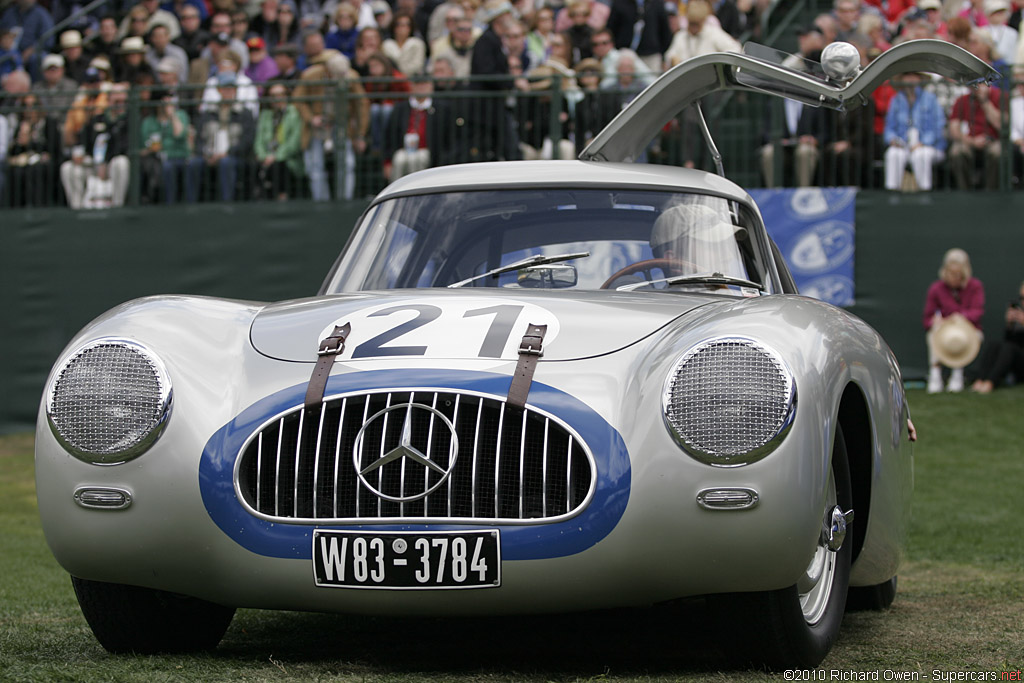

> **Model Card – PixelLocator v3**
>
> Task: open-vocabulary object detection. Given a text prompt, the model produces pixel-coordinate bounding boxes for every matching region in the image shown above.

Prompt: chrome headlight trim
[662,336,796,467]
[45,337,173,465]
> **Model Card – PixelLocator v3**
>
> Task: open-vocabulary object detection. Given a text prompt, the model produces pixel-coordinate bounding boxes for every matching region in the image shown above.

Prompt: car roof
[373,160,755,206]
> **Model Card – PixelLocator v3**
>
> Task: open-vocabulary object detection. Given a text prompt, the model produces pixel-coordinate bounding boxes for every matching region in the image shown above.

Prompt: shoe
[927,368,943,394]
[947,369,964,393]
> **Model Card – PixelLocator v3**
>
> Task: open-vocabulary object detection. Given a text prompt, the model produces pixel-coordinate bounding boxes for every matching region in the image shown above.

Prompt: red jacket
[923,277,985,330]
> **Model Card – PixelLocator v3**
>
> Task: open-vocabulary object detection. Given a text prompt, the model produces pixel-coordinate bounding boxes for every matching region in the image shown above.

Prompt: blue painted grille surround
[199,369,631,560]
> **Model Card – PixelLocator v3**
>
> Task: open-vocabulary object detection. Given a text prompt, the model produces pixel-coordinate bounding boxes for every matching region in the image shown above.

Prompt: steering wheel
[600,258,700,290]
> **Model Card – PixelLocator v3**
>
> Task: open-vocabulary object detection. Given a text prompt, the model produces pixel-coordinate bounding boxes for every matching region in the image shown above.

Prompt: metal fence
[1,72,1021,210]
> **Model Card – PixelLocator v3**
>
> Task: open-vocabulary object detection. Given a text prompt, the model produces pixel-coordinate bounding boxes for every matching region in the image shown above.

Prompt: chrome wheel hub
[796,468,853,626]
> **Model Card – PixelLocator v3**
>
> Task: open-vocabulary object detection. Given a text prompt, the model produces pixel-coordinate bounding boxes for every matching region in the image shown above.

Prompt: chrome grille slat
[237,390,594,523]
[332,398,347,517]
[542,418,549,517]
[493,402,505,517]
[274,417,284,517]
[293,409,304,518]
[256,433,262,512]
[312,405,325,518]
[566,435,573,514]
[471,399,482,517]
[355,397,370,514]
[447,395,460,517]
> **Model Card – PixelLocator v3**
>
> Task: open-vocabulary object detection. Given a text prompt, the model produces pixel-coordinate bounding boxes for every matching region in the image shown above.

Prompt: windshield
[323,189,776,295]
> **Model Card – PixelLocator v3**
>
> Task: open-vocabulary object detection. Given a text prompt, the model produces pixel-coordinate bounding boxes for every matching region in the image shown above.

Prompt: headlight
[46,338,172,465]
[663,336,795,467]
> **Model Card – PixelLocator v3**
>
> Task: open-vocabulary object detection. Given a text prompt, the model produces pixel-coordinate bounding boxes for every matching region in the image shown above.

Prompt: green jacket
[140,110,192,160]
[254,104,304,178]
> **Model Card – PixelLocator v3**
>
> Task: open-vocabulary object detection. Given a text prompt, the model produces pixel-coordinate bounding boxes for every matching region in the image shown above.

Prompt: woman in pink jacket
[923,248,985,393]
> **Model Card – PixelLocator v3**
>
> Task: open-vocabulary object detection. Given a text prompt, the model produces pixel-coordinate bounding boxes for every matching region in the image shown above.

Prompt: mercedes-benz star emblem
[353,402,459,503]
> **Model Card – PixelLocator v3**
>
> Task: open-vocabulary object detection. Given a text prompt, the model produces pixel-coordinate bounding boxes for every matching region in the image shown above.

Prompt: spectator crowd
[2,0,1024,207]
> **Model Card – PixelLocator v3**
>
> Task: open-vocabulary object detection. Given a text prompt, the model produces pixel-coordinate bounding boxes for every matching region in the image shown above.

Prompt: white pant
[60,156,130,209]
[884,145,943,191]
[390,148,430,181]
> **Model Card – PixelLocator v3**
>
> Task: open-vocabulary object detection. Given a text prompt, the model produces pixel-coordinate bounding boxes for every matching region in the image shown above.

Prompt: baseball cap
[246,36,266,50]
[42,54,65,69]
[156,56,179,73]
[60,30,83,49]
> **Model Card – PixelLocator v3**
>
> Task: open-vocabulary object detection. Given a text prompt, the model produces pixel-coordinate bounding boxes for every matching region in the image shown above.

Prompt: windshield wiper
[616,272,764,292]
[448,252,590,288]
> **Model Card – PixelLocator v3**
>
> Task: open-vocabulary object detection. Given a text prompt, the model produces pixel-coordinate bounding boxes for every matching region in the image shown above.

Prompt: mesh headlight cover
[46,338,172,464]
[664,337,795,466]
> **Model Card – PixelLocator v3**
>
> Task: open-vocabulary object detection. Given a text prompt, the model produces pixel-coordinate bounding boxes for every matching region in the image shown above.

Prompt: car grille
[236,390,594,523]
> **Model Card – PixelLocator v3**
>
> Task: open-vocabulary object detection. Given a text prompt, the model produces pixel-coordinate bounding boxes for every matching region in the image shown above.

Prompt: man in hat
[146,24,189,85]
[200,52,259,118]
[59,30,90,83]
[245,36,280,83]
[155,56,182,88]
[916,0,947,38]
[196,70,256,201]
[116,35,152,84]
[371,0,393,34]
[31,53,78,111]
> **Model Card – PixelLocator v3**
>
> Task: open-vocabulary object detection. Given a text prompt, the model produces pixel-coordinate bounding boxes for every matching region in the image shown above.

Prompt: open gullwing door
[580,39,999,164]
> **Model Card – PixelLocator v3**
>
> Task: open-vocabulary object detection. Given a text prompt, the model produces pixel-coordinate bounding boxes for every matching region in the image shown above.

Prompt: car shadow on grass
[219,598,737,676]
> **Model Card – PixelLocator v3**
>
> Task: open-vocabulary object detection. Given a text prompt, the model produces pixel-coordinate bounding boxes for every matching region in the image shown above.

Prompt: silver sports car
[36,41,994,668]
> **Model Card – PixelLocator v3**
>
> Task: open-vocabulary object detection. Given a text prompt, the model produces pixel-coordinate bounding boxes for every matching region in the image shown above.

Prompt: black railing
[2,72,1021,211]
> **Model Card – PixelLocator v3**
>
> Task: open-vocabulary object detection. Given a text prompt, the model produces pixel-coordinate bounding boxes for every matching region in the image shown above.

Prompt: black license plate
[313,530,501,590]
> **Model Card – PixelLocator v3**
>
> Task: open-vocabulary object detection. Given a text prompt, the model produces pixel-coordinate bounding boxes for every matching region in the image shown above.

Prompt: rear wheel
[709,426,853,669]
[72,576,235,654]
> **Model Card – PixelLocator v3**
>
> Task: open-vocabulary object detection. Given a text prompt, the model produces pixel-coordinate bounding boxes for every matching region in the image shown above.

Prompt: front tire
[72,576,235,654]
[709,426,853,669]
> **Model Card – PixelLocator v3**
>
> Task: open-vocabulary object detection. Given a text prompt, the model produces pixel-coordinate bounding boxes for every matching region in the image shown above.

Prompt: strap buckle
[317,323,351,356]
[518,335,544,356]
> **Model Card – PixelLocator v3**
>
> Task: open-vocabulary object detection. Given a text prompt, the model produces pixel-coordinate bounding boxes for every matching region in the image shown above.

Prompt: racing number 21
[352,304,525,358]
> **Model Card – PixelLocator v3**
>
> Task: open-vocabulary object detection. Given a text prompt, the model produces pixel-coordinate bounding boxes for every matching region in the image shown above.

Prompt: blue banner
[748,188,856,307]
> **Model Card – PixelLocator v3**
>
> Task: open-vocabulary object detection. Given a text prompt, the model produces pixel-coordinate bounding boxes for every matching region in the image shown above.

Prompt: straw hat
[932,315,981,368]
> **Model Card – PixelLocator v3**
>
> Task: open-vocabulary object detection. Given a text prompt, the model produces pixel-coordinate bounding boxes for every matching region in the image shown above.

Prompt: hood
[250,289,724,363]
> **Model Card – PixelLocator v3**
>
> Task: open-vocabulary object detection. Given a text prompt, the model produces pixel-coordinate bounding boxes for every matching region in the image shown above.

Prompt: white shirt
[663,24,741,67]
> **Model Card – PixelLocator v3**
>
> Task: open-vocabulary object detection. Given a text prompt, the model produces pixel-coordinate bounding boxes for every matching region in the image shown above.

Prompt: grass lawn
[1,387,1022,682]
